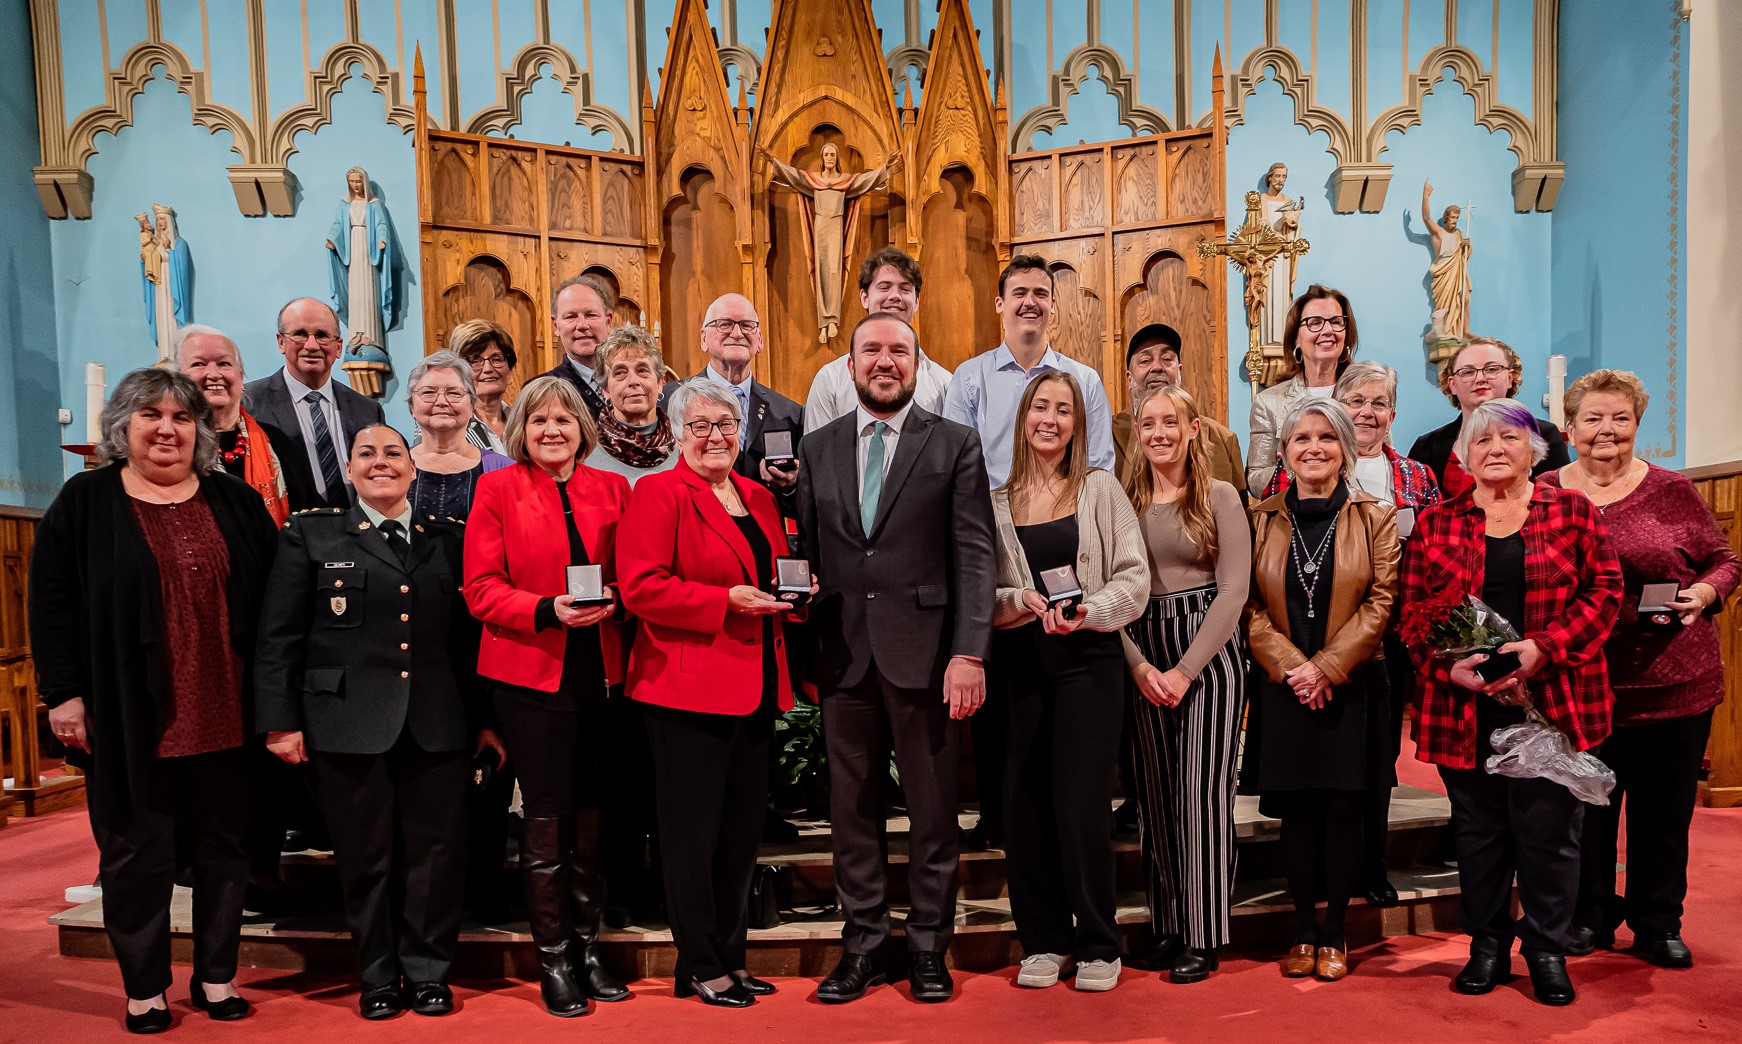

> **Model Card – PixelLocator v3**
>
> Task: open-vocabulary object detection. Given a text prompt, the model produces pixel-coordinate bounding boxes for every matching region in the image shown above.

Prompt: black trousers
[493,684,610,817]
[644,703,769,982]
[823,661,961,955]
[970,641,1011,834]
[91,748,249,1000]
[1576,708,1713,939]
[1440,724,1585,958]
[1365,635,1412,881]
[603,696,662,915]
[310,731,469,987]
[242,737,316,875]
[1004,626,1125,963]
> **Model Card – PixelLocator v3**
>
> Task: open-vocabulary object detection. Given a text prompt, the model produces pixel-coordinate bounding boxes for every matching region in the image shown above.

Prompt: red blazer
[463,462,630,692]
[616,457,795,715]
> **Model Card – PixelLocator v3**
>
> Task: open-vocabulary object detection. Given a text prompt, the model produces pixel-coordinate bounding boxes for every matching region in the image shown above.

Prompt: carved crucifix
[1199,191,1311,392]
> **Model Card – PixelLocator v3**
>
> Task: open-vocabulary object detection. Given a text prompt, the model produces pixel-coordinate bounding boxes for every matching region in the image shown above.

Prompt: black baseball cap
[1126,323,1182,364]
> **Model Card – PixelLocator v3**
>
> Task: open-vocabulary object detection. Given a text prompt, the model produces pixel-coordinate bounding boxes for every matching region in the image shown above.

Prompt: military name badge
[330,595,348,617]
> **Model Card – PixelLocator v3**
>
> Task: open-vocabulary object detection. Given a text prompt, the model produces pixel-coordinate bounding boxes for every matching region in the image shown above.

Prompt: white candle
[84,362,105,443]
[1545,354,1568,427]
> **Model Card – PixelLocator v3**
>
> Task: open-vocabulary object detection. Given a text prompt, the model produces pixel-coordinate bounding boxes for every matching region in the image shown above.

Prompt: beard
[854,371,917,414]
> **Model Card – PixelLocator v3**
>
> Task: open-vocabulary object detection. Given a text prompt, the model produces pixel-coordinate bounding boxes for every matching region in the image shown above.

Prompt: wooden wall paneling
[916,166,1001,368]
[487,143,538,229]
[1010,157,1057,239]
[1164,133,1218,221]
[1117,233,1221,421]
[0,506,81,817]
[1687,463,1742,808]
[1113,141,1160,226]
[660,169,743,380]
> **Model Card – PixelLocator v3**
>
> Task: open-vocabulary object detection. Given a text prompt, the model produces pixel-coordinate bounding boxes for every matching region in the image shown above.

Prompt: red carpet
[4,771,1740,1042]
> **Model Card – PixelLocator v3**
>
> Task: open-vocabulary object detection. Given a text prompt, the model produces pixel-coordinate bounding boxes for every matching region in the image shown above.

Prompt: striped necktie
[303,391,345,498]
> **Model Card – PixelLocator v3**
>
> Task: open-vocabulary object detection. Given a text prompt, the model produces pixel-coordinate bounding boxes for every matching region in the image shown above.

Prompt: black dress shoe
[1363,878,1400,908]
[907,950,954,1003]
[189,985,250,1020]
[407,981,454,1016]
[1169,947,1219,984]
[1525,954,1576,1006]
[1566,926,1614,956]
[1127,933,1185,971]
[124,1004,171,1034]
[730,972,776,995]
[1453,952,1511,995]
[674,978,755,1007]
[1634,934,1694,968]
[816,953,887,1004]
[359,983,405,1020]
[576,944,631,1002]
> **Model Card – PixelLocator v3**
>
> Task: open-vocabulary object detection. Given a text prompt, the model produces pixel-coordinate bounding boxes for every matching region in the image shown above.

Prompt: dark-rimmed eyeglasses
[1300,315,1347,333]
[1451,364,1510,381]
[684,419,741,437]
[705,318,760,334]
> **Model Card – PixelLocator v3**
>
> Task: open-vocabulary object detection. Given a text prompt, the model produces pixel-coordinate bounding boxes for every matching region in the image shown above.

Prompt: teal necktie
[860,421,888,536]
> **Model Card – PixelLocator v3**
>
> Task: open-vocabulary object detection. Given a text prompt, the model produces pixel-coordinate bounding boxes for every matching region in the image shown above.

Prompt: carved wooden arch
[757,88,905,162]
[911,0,999,216]
[63,40,257,170]
[1223,45,1356,164]
[1009,44,1171,153]
[653,0,747,217]
[462,42,635,150]
[886,44,930,97]
[266,41,415,163]
[1365,44,1541,165]
[1115,247,1210,309]
[718,45,762,98]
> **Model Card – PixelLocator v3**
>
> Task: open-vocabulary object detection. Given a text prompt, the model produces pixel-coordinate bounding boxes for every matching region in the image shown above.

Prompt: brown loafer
[1282,944,1317,977]
[1315,947,1348,981]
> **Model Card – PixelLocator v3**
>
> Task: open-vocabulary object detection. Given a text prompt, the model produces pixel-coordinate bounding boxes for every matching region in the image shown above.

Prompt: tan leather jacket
[1245,486,1399,686]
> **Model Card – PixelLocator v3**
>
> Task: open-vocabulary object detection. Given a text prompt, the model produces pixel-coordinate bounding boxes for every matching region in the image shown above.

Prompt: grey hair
[170,323,242,377]
[594,324,666,385]
[1333,360,1397,404]
[405,350,478,408]
[1454,398,1548,467]
[1279,399,1359,480]
[666,379,742,434]
[96,367,221,474]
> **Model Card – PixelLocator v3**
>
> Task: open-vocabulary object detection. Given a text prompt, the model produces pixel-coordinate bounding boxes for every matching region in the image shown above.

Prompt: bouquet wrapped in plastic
[1400,590,1616,805]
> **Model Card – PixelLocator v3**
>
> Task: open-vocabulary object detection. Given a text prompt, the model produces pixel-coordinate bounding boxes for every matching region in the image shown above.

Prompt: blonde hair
[1438,336,1524,408]
[1123,384,1218,561]
[1564,368,1649,421]
[504,375,598,465]
[998,371,1091,516]
[594,324,666,384]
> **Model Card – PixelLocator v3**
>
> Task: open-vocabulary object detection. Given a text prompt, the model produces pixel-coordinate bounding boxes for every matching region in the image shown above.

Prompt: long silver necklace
[1289,512,1339,619]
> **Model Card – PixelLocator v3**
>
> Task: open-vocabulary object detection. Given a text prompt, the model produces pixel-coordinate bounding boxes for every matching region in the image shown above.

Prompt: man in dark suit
[537,273,617,419]
[241,297,386,511]
[254,424,497,1019]
[797,312,995,1005]
[1406,337,1569,497]
[658,293,805,511]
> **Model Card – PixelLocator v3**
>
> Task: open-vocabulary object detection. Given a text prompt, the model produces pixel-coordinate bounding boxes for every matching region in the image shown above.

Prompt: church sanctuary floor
[49,787,1463,977]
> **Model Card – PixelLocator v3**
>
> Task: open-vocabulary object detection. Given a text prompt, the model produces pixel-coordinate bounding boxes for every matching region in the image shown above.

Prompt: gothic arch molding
[1010,44,1171,153]
[267,41,415,164]
[1223,45,1355,165]
[63,41,256,171]
[1366,44,1540,165]
[462,42,635,151]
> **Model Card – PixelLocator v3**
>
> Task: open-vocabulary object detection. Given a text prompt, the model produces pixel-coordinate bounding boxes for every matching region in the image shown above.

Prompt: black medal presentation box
[1637,582,1685,633]
[566,564,612,606]
[1037,564,1083,618]
[773,556,811,610]
[765,430,797,471]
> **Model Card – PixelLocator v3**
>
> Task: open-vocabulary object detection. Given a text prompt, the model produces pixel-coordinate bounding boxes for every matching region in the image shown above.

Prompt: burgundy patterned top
[1545,464,1742,724]
[131,492,246,757]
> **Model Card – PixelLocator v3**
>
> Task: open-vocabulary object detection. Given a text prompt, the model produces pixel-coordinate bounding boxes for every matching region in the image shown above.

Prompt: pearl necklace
[1289,512,1339,619]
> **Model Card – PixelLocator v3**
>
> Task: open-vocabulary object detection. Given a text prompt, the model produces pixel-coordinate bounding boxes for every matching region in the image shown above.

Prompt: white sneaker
[1074,958,1122,992]
[1017,953,1066,988]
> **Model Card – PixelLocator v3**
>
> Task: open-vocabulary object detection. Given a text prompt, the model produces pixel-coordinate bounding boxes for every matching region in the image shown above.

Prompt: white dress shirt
[854,400,915,489]
[282,368,348,498]
[358,498,413,550]
[941,343,1114,486]
[804,351,952,434]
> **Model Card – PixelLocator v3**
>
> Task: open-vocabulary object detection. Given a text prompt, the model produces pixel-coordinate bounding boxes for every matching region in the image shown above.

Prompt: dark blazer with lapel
[1406,413,1570,488]
[253,507,479,755]
[797,405,995,693]
[242,368,386,510]
[537,357,608,419]
[659,372,805,512]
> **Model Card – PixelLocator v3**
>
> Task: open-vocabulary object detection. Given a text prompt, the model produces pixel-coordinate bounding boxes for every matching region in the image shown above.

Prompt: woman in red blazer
[462,375,631,1017]
[617,380,803,1008]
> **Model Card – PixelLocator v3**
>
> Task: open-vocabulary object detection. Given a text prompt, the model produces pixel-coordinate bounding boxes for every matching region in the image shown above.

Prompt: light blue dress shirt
[703,363,755,422]
[942,343,1114,486]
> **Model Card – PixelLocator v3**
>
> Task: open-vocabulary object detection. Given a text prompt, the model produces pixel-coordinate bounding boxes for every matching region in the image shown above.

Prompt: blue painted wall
[1553,0,1688,466]
[0,0,62,506]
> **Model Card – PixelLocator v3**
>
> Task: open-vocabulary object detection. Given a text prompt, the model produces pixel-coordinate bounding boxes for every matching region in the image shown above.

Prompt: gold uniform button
[400,671,410,679]
[399,643,409,651]
[334,580,344,588]
[400,584,410,594]
[400,613,410,622]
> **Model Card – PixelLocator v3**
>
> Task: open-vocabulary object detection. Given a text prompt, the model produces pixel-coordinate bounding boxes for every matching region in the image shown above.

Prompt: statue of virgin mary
[140,203,192,364]
[325,167,398,351]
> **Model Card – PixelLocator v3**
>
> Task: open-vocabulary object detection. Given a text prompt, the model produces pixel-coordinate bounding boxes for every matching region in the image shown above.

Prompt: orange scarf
[240,409,290,526]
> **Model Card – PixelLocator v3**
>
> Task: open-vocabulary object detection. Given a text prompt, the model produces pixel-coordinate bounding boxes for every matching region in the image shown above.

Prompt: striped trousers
[1125,586,1247,949]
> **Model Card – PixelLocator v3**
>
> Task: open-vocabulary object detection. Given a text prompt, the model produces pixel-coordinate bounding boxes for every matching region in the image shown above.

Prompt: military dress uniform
[254,505,482,1012]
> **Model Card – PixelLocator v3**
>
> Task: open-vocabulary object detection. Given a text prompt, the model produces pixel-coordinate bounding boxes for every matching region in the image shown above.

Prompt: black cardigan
[28,464,279,829]
[1406,414,1570,487]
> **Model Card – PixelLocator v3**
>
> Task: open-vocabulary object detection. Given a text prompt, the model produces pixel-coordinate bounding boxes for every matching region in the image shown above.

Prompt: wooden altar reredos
[413,0,1229,420]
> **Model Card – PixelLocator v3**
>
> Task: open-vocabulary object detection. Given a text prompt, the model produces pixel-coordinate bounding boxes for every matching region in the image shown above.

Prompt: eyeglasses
[1339,395,1392,412]
[1299,315,1347,333]
[280,330,341,345]
[1452,364,1511,381]
[705,318,760,334]
[684,419,741,438]
[471,354,509,368]
[414,389,469,404]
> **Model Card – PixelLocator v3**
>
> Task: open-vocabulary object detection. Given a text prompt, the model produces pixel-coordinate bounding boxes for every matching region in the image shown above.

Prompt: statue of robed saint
[763,143,894,341]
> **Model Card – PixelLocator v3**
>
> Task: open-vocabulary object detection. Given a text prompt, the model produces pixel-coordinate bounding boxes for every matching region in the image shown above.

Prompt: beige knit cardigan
[991,468,1149,633]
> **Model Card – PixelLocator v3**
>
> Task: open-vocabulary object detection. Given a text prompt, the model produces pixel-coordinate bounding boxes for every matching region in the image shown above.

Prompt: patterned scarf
[595,409,675,469]
[239,409,290,525]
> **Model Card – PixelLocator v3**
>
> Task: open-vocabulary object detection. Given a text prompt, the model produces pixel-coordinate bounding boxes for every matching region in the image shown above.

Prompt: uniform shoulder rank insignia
[292,507,341,516]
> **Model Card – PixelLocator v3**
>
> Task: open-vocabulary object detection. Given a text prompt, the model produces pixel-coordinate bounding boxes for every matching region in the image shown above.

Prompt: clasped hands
[1283,660,1334,710]
[1132,663,1192,709]
[1449,638,1547,698]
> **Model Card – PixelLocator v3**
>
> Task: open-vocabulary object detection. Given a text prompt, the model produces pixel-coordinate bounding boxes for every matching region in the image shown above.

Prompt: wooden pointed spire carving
[654,0,748,214]
[912,0,1000,237]
[752,0,902,165]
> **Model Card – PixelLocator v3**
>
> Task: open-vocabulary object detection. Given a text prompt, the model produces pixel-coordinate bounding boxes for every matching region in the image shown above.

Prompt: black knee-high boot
[522,816,588,1016]
[570,809,629,1001]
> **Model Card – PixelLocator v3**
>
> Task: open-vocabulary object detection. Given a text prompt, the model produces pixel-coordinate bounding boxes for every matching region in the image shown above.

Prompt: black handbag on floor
[748,864,786,929]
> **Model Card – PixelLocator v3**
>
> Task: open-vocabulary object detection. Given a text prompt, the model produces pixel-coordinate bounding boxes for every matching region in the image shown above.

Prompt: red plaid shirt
[1401,481,1623,769]
[1262,444,1442,510]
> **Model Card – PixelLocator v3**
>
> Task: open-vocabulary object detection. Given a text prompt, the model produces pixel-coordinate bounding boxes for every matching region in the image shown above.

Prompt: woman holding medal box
[462,375,632,1017]
[615,380,808,1008]
[990,370,1148,993]
[1545,369,1740,969]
